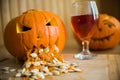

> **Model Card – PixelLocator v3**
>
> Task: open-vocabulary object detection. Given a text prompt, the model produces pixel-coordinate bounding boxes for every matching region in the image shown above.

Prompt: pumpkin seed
[37,72,45,79]
[9,68,16,72]
[54,45,59,53]
[21,68,26,73]
[46,72,53,76]
[44,47,49,53]
[52,70,60,75]
[42,66,49,73]
[51,53,54,57]
[31,75,39,79]
[15,73,22,77]
[23,71,31,76]
[32,62,40,66]
[2,67,9,71]
[25,62,32,68]
[73,68,82,72]
[38,48,44,53]
[30,53,38,57]
[17,69,23,73]
[30,69,39,74]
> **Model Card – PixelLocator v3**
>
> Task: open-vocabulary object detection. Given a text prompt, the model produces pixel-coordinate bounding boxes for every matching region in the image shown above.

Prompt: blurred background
[0,0,120,57]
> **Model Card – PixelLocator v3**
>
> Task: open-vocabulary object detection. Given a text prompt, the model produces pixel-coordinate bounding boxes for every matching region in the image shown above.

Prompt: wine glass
[71,0,99,60]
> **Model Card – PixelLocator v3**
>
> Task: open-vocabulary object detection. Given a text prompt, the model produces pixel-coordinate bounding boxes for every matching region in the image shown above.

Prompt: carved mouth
[91,33,114,41]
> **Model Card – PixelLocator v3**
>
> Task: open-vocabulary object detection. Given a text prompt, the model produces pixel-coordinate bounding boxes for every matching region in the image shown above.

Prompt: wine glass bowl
[71,1,99,60]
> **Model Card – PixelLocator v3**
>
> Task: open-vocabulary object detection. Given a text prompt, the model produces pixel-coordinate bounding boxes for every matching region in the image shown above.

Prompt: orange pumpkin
[4,10,66,61]
[90,14,120,50]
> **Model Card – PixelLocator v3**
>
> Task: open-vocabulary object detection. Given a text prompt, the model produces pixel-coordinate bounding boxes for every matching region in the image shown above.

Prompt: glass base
[74,53,97,60]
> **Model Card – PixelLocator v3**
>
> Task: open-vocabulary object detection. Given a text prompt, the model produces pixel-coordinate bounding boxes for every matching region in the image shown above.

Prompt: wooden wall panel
[0,4,3,46]
[9,0,19,19]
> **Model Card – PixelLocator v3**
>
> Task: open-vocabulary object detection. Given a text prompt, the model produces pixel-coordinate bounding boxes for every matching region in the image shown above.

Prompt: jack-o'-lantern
[90,14,120,50]
[4,10,66,61]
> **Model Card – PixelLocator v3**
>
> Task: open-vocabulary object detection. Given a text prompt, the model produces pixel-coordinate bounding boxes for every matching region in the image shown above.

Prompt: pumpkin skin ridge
[20,12,37,50]
[33,11,49,48]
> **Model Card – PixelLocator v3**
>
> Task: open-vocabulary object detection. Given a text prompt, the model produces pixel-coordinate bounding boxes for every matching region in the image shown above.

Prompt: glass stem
[82,40,90,55]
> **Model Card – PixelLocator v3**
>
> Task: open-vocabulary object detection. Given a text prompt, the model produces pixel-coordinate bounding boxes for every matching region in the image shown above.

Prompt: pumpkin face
[4,10,66,61]
[90,14,120,50]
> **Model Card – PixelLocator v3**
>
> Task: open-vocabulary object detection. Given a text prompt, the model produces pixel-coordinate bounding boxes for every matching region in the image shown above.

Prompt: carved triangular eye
[46,22,51,26]
[46,18,57,26]
[16,23,31,33]
[103,20,115,28]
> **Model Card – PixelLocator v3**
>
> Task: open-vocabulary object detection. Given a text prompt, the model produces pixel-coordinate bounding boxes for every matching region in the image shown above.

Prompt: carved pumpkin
[90,14,120,50]
[4,10,66,61]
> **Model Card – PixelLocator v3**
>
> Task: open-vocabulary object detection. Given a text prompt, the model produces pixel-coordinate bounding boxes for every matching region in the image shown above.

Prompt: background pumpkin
[4,10,66,61]
[89,14,120,50]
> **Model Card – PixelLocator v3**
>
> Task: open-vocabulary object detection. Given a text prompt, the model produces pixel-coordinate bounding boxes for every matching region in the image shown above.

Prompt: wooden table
[0,45,120,80]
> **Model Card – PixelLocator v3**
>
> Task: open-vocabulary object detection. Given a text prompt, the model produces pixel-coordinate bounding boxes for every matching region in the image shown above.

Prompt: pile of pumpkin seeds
[1,45,82,79]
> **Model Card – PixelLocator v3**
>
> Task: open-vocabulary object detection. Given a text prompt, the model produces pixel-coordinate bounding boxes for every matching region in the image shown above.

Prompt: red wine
[71,14,98,40]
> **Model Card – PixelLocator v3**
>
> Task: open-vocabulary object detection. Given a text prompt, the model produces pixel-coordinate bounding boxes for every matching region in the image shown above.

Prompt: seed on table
[9,68,16,72]
[52,70,60,75]
[73,68,82,72]
[23,71,31,76]
[46,72,53,76]
[25,62,32,68]
[70,63,78,67]
[29,78,35,80]
[21,68,26,73]
[2,67,9,71]
[59,65,68,69]
[43,66,49,73]
[37,72,45,79]
[17,69,23,73]
[15,73,22,77]
[30,69,39,74]
[31,75,39,79]
[59,69,68,73]
[53,59,57,64]
[68,69,74,72]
